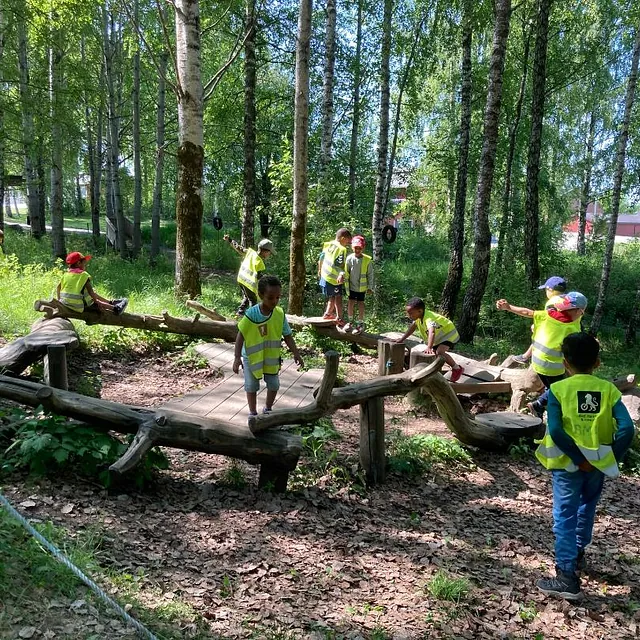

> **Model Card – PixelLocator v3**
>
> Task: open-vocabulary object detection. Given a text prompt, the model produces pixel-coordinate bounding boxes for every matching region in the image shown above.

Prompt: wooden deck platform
[162,342,324,426]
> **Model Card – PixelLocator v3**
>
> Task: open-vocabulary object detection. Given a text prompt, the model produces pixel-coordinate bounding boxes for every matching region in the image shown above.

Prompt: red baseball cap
[65,251,92,265]
[351,235,366,248]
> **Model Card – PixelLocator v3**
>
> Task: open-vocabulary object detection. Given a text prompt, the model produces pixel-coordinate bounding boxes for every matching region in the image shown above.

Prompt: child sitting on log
[57,251,128,315]
[233,275,304,422]
[394,297,464,382]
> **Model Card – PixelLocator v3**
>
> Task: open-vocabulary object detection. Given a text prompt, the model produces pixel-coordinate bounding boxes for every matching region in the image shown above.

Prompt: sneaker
[576,548,587,573]
[342,322,353,333]
[335,318,346,328]
[113,298,129,316]
[527,401,545,419]
[512,353,530,364]
[354,322,365,334]
[322,312,337,320]
[262,406,272,414]
[537,567,582,601]
[449,366,464,383]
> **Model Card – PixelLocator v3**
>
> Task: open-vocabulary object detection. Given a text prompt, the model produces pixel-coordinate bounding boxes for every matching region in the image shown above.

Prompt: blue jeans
[242,357,280,393]
[551,468,605,573]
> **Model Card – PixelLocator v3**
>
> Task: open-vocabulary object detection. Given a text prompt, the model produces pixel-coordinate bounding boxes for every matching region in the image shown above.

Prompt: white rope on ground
[0,490,160,640]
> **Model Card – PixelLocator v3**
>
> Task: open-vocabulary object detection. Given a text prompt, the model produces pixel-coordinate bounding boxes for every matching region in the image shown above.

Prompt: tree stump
[378,340,405,376]
[44,344,68,390]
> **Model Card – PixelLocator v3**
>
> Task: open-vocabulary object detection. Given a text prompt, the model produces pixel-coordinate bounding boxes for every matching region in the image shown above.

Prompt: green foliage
[620,432,640,477]
[220,461,247,489]
[0,406,168,487]
[387,431,474,476]
[426,570,471,602]
[508,438,536,461]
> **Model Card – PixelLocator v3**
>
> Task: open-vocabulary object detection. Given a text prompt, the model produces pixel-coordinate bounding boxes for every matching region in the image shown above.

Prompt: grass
[425,570,471,602]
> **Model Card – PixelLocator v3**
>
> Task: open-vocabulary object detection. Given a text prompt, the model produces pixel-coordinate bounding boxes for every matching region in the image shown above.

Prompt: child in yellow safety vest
[233,275,304,422]
[318,227,352,326]
[57,251,128,315]
[535,332,634,601]
[343,235,374,334]
[511,275,568,364]
[496,291,587,418]
[224,235,274,316]
[394,297,465,382]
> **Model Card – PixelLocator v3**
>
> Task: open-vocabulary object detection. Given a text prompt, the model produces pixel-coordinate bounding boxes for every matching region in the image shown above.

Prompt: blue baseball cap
[553,291,587,311]
[538,276,567,291]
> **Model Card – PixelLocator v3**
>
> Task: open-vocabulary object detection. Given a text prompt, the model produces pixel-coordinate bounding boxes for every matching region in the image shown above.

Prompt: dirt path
[2,350,640,639]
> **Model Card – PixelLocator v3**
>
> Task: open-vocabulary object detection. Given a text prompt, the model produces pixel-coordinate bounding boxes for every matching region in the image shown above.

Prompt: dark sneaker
[262,406,272,414]
[342,322,353,333]
[512,353,530,364]
[450,366,464,383]
[576,548,587,573]
[537,567,582,601]
[354,322,365,334]
[527,401,545,419]
[113,298,128,315]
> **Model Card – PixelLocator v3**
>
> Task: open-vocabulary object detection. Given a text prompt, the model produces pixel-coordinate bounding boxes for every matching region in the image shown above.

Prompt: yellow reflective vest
[346,254,372,293]
[59,271,93,312]
[239,306,284,380]
[416,310,459,346]
[535,375,622,477]
[237,248,265,295]
[320,240,347,285]
[531,311,581,376]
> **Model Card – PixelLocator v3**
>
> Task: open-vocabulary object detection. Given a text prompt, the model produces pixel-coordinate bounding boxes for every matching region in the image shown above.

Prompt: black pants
[237,285,258,315]
[534,372,565,409]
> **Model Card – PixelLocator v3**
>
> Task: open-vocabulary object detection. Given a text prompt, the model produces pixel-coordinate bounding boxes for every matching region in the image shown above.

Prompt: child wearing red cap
[57,252,128,315]
[344,235,374,334]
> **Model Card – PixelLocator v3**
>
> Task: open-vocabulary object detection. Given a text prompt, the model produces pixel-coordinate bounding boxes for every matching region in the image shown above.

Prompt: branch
[203,26,251,102]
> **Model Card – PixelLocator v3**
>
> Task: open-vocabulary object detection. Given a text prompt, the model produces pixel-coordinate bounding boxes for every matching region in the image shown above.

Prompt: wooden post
[409,345,437,369]
[408,346,437,408]
[44,345,68,390]
[359,397,385,485]
[378,340,405,376]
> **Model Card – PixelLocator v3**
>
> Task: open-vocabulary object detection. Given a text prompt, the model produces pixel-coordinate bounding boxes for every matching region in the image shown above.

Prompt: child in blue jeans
[535,332,634,600]
[233,275,304,422]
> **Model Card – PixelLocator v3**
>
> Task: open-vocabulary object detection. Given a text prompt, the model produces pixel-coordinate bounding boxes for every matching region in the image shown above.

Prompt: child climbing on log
[233,275,304,422]
[394,297,464,382]
[535,332,634,601]
[224,235,274,316]
[318,227,352,327]
[496,291,586,418]
[343,235,374,334]
[57,251,128,315]
[511,275,568,364]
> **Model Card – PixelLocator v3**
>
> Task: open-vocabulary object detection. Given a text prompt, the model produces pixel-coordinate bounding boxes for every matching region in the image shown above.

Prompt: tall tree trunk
[104,7,127,258]
[174,0,204,298]
[440,0,472,318]
[494,24,531,277]
[241,0,257,248]
[151,52,168,263]
[259,154,272,237]
[49,15,66,260]
[37,151,46,235]
[591,27,640,335]
[318,0,337,215]
[625,286,640,345]
[371,0,392,263]
[75,175,84,218]
[104,117,114,225]
[288,0,312,315]
[132,0,142,257]
[577,108,596,255]
[17,11,42,237]
[524,0,553,288]
[0,3,4,232]
[348,0,363,214]
[458,0,512,342]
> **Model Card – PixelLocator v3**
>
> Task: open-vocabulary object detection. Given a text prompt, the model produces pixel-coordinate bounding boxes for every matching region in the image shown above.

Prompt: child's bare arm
[224,235,246,257]
[84,281,109,308]
[425,326,436,352]
[233,331,244,374]
[495,299,534,318]
[394,321,417,344]
[283,335,304,368]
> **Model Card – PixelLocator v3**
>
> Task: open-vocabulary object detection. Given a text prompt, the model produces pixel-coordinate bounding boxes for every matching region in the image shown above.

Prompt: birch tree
[0,3,5,232]
[151,52,168,263]
[132,0,142,257]
[576,108,596,255]
[348,0,363,214]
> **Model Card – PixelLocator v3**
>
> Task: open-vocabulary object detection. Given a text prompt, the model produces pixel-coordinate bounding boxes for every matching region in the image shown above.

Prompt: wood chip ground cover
[1,351,639,639]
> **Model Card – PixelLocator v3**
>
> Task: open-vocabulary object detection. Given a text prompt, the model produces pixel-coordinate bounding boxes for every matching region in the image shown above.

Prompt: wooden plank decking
[162,342,324,426]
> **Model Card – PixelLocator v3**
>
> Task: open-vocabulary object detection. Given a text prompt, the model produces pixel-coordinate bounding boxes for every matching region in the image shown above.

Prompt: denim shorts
[322,282,344,298]
[242,357,280,393]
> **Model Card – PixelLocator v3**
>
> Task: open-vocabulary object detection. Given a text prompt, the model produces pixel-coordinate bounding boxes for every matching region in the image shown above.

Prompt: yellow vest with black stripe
[416,310,459,346]
[531,311,581,376]
[239,306,284,380]
[535,375,621,477]
[59,271,93,312]
[320,240,347,285]
[347,254,372,293]
[237,248,265,295]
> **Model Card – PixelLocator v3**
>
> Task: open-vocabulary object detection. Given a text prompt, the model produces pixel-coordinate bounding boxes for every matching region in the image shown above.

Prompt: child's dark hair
[258,274,281,296]
[553,282,567,293]
[562,332,599,372]
[406,297,425,311]
[336,227,352,240]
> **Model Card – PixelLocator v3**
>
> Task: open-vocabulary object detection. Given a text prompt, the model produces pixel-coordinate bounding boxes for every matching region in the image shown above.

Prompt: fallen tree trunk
[0,317,78,375]
[0,374,302,490]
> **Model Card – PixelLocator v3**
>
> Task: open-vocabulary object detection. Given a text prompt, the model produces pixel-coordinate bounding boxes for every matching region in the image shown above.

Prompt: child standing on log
[535,332,634,601]
[512,275,568,364]
[344,235,374,334]
[224,235,274,316]
[233,275,304,421]
[57,251,128,315]
[318,227,352,326]
[496,291,586,418]
[394,297,464,382]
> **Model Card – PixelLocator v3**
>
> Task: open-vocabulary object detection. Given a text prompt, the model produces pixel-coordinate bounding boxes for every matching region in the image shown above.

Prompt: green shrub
[0,406,168,487]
